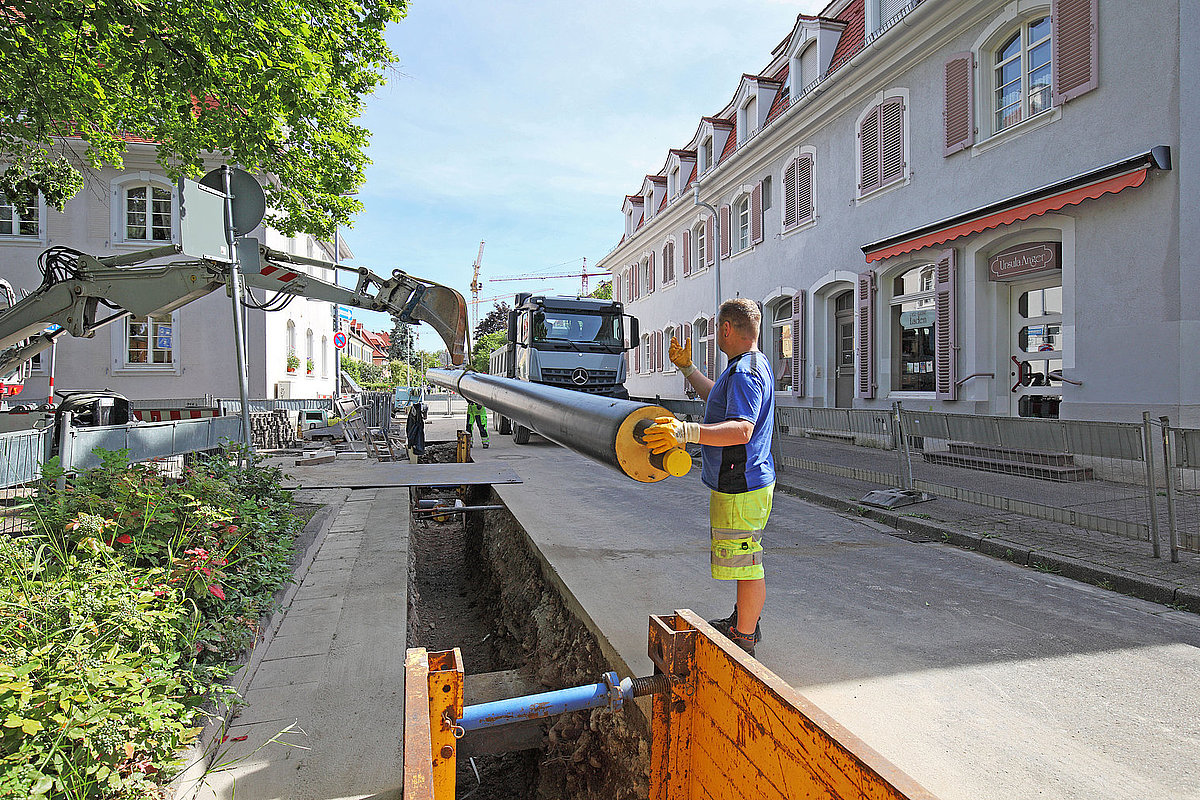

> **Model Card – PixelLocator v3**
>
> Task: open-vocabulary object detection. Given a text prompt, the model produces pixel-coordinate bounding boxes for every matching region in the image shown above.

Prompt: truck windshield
[533,311,621,346]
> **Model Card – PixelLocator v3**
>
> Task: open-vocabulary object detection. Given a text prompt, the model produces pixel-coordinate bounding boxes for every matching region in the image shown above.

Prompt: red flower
[199,566,212,577]
[116,534,133,545]
[207,584,226,601]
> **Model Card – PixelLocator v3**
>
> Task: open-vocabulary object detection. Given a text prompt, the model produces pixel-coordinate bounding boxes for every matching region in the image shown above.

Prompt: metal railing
[773,404,1196,558]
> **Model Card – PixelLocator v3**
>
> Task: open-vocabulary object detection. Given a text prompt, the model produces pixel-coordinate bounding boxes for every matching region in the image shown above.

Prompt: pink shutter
[783,159,797,228]
[633,263,640,299]
[791,290,806,397]
[943,52,974,156]
[706,316,716,379]
[662,243,670,284]
[879,99,905,186]
[859,106,881,194]
[613,273,621,303]
[855,271,876,399]
[681,323,693,390]
[655,331,662,372]
[634,338,640,373]
[719,204,731,258]
[796,155,814,225]
[751,182,763,245]
[648,252,655,293]
[1052,0,1098,105]
[682,230,691,277]
[705,217,715,266]
[935,249,958,400]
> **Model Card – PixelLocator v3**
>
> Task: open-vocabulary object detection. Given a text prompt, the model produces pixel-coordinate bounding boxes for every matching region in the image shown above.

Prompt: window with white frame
[700,137,713,173]
[306,329,314,373]
[770,300,793,392]
[692,222,706,272]
[695,317,711,379]
[663,325,676,372]
[993,16,1052,133]
[123,184,173,242]
[0,194,41,238]
[663,241,675,284]
[734,196,751,252]
[738,97,757,144]
[783,152,815,229]
[124,313,176,367]
[890,263,937,392]
[858,96,905,197]
[669,167,679,197]
[321,336,329,377]
[641,334,651,374]
[286,319,297,366]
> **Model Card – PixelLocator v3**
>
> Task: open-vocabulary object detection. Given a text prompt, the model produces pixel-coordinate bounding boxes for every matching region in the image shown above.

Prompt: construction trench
[407,481,650,799]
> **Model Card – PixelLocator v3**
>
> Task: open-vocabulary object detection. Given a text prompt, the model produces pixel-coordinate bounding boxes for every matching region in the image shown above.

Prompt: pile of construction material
[251,410,299,450]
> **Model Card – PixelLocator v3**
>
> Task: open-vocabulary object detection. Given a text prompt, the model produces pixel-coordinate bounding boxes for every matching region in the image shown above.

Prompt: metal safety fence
[773,405,1200,560]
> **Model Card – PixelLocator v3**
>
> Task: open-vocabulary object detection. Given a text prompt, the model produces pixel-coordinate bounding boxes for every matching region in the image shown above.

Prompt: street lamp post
[693,184,724,375]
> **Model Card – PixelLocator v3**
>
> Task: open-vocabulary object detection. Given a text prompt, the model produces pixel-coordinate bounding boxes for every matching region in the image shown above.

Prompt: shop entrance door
[834,290,854,408]
[1008,278,1064,418]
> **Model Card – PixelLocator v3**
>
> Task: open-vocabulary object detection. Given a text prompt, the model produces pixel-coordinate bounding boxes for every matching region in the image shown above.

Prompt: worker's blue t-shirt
[701,350,776,493]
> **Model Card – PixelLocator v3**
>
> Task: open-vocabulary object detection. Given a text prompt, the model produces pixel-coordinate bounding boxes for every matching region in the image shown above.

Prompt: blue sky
[344,0,826,350]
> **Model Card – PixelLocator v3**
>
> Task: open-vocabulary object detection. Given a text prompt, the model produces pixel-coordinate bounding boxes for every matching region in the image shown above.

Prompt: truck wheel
[513,424,530,445]
[499,417,512,435]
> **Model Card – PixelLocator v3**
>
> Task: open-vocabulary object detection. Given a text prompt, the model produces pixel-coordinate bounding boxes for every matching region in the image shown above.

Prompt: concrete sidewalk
[467,418,1200,800]
[184,487,410,800]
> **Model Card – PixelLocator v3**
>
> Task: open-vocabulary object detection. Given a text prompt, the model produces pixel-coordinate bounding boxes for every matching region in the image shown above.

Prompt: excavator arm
[0,240,469,394]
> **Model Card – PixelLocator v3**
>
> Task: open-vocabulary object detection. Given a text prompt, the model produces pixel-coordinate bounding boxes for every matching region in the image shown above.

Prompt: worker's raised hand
[668,336,692,369]
[642,415,700,455]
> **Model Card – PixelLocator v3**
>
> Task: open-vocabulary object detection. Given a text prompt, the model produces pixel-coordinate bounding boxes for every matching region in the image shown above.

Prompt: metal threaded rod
[628,674,672,698]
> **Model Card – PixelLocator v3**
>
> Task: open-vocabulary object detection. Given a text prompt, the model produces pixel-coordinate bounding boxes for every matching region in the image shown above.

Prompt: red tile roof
[718,126,738,164]
[764,64,791,126]
[828,0,865,73]
[658,192,668,213]
[702,116,735,128]
[669,148,696,158]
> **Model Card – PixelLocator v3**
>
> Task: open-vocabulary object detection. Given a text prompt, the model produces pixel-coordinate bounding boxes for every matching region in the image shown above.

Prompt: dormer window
[791,42,819,94]
[645,190,654,220]
[700,137,713,173]
[669,167,679,197]
[738,97,758,144]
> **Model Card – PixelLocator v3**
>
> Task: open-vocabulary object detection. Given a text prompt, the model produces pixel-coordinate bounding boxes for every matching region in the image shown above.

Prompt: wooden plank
[403,648,436,800]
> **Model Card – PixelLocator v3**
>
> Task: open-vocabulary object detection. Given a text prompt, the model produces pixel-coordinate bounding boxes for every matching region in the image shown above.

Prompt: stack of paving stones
[250,410,299,450]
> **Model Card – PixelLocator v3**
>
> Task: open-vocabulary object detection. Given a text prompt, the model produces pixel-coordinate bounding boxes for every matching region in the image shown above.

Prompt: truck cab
[495,294,638,441]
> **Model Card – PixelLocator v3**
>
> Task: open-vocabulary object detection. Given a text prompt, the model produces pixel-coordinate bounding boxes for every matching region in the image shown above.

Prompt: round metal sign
[199,167,267,234]
[333,331,347,350]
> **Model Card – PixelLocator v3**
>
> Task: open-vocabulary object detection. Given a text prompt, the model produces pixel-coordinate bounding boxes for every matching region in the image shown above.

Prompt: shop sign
[989,241,1061,281]
[899,309,935,330]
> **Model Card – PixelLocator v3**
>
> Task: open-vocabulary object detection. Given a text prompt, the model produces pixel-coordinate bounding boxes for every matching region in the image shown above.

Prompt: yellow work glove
[669,336,697,377]
[643,415,701,455]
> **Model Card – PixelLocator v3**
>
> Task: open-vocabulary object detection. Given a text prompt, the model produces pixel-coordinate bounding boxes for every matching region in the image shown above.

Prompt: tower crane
[490,258,607,295]
[469,241,485,328]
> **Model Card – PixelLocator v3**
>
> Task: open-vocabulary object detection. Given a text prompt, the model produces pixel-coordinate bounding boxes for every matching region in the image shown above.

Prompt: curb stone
[169,489,350,799]
[775,479,1192,614]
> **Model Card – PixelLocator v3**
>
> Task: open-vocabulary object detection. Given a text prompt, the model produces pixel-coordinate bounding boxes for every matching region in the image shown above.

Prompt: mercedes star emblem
[571,367,589,385]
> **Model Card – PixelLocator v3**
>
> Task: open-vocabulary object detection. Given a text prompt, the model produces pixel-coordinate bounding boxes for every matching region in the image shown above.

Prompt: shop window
[890,264,936,392]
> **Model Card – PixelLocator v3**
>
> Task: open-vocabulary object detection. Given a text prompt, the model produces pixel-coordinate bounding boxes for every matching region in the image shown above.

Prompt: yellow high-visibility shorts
[709,483,773,581]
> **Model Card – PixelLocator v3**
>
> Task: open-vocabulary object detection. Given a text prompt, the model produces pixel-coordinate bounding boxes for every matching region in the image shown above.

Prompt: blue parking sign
[156,324,173,349]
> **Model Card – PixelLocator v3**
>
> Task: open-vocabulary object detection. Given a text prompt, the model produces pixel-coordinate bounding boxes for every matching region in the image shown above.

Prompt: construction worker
[643,298,775,656]
[466,401,489,448]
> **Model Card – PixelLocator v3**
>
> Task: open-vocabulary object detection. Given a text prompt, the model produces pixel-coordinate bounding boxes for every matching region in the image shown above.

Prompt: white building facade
[0,141,344,403]
[599,0,1195,425]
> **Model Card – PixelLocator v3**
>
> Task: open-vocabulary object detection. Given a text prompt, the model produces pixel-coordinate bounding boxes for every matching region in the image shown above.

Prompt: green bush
[0,448,303,799]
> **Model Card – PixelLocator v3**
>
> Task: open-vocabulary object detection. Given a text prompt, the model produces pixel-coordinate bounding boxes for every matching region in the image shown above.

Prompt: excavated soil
[408,485,650,799]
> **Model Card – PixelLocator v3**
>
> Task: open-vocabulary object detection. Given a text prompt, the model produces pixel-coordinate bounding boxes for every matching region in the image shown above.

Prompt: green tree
[471,329,507,372]
[588,280,612,300]
[0,0,406,236]
[339,355,361,382]
[388,319,416,362]
[475,302,510,341]
[358,361,383,384]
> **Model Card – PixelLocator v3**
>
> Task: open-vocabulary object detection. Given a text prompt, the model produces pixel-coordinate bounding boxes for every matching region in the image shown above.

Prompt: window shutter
[682,230,691,277]
[855,271,876,399]
[705,217,715,266]
[935,249,958,400]
[719,204,731,258]
[655,331,663,372]
[613,274,621,303]
[681,323,693,390]
[634,338,640,373]
[662,243,670,284]
[791,290,806,397]
[707,316,716,379]
[943,53,974,156]
[1052,0,1098,105]
[648,253,655,293]
[796,155,814,225]
[783,160,798,228]
[859,106,881,194]
[751,182,763,245]
[633,263,640,299]
[879,99,905,186]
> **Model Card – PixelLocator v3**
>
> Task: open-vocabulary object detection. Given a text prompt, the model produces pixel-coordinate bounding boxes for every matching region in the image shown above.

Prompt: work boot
[482,439,490,449]
[707,606,762,644]
[710,618,757,657]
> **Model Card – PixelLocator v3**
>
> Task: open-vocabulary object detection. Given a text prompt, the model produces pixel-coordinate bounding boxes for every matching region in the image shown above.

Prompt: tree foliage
[471,329,507,373]
[588,280,612,300]
[0,0,407,236]
[388,318,416,362]
[475,302,510,341]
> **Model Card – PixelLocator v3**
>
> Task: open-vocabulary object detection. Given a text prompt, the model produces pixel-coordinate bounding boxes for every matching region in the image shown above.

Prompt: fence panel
[65,417,245,472]
[0,427,53,490]
[1167,426,1200,555]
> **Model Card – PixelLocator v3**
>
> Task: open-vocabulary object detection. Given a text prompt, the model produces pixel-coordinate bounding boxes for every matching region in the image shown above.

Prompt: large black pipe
[426,369,690,483]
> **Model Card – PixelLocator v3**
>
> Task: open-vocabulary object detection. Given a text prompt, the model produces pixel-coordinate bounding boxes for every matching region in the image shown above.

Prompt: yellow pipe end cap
[662,448,692,477]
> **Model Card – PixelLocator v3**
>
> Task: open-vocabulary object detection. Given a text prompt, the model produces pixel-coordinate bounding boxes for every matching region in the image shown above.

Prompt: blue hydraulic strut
[456,672,670,733]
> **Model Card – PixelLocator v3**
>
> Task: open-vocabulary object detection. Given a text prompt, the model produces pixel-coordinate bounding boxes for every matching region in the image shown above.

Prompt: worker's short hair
[718,298,760,338]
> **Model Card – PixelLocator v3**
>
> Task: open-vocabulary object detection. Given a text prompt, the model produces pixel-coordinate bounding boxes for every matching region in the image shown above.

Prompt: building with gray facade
[598,0,1195,425]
